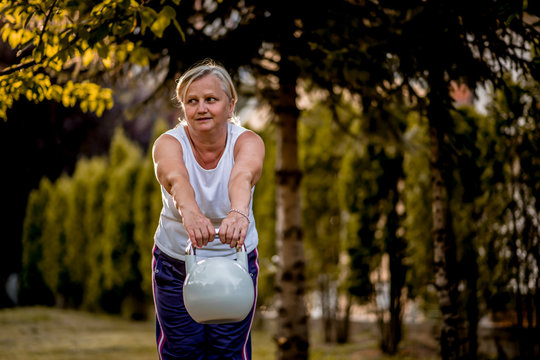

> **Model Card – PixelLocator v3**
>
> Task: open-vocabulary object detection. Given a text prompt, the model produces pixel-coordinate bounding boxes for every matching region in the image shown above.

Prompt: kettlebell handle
[184,228,247,255]
[184,228,249,271]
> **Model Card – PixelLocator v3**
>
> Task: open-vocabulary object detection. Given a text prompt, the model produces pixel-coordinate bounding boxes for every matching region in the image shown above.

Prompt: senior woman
[151,59,265,360]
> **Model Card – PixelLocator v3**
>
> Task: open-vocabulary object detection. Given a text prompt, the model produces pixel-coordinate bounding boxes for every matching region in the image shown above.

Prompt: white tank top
[154,122,259,261]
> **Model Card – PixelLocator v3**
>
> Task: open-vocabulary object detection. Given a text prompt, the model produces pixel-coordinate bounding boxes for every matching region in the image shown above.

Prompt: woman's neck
[185,125,228,169]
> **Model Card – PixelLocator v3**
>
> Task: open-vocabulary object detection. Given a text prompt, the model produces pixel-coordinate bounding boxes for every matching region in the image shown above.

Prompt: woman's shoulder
[229,122,262,139]
[228,122,246,133]
[231,125,265,155]
[154,125,186,144]
[153,126,187,150]
[166,124,186,137]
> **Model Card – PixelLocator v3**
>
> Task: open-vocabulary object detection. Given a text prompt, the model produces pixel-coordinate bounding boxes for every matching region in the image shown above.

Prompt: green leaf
[138,7,158,35]
[161,5,176,18]
[96,42,109,58]
[112,19,134,36]
[128,46,151,66]
[33,41,44,63]
[76,26,91,41]
[150,6,176,38]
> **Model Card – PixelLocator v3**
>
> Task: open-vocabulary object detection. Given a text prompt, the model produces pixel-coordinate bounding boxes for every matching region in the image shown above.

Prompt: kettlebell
[183,230,255,324]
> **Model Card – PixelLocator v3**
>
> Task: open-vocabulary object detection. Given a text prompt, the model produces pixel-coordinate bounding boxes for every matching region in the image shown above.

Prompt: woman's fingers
[185,215,215,248]
[188,212,248,249]
[219,214,248,248]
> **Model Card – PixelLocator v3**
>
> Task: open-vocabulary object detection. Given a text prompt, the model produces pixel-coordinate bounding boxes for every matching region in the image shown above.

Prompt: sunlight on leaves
[0,0,184,120]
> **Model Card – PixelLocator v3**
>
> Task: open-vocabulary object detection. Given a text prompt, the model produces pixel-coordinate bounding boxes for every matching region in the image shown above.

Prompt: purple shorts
[152,245,259,360]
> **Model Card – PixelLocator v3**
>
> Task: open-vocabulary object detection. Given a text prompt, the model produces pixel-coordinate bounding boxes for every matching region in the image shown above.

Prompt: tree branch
[1,0,59,76]
[0,60,37,76]
[39,0,59,49]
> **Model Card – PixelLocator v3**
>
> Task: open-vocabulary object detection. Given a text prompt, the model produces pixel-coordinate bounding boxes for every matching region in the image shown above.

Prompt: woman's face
[183,74,233,132]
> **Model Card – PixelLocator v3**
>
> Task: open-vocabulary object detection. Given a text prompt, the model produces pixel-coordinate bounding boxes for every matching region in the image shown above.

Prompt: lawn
[0,307,439,359]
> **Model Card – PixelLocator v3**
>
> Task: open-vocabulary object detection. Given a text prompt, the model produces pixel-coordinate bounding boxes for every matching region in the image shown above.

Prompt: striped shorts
[152,245,259,360]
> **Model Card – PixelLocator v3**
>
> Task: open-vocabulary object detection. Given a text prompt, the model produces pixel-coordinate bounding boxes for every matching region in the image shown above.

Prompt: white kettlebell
[183,229,255,324]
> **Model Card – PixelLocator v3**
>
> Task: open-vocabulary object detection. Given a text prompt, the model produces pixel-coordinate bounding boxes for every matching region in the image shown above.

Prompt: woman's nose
[197,101,208,112]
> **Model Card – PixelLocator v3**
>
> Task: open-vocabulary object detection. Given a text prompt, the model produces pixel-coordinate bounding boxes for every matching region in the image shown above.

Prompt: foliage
[133,118,168,297]
[297,91,411,350]
[0,0,183,120]
[299,103,343,286]
[39,175,71,304]
[401,112,434,306]
[98,127,143,313]
[20,178,55,305]
[79,156,109,309]
[251,120,278,309]
[299,102,346,342]
[19,126,152,316]
[339,148,379,302]
[475,78,540,326]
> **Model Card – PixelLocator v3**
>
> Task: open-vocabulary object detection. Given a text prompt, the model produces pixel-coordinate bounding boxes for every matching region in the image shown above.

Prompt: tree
[302,2,540,358]
[474,78,540,358]
[77,156,109,310]
[338,140,407,353]
[273,55,310,359]
[20,178,55,306]
[0,0,185,119]
[299,103,345,343]
[39,175,71,306]
[99,127,143,315]
[385,3,540,358]
[133,118,168,298]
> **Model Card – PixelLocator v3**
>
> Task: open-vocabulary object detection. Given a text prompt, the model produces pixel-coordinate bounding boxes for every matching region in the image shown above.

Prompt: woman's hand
[218,210,249,248]
[182,210,215,248]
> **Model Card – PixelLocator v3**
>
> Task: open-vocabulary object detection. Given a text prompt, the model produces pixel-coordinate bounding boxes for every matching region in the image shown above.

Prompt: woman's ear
[229,98,236,118]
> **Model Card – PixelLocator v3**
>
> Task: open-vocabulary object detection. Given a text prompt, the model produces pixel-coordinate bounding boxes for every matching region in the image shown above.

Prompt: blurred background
[0,1,539,359]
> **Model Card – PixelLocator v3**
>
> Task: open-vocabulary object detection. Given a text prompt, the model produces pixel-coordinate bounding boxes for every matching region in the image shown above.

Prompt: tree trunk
[274,56,309,360]
[427,70,464,360]
[336,294,352,344]
[385,224,406,354]
[464,243,479,359]
[319,274,335,343]
[386,162,407,355]
[374,156,406,355]
[536,277,540,336]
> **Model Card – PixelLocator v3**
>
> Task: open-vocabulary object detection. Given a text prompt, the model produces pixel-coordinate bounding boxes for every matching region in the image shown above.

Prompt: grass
[0,307,439,359]
[0,307,155,360]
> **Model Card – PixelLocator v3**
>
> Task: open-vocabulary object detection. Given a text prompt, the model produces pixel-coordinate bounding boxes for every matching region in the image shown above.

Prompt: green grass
[0,307,438,359]
[0,307,155,360]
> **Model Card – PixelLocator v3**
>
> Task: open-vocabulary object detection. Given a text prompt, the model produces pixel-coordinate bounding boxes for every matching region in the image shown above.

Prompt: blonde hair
[175,59,239,124]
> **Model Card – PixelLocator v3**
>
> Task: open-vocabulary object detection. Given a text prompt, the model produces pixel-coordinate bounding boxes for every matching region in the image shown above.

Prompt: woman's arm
[219,130,265,247]
[152,133,215,248]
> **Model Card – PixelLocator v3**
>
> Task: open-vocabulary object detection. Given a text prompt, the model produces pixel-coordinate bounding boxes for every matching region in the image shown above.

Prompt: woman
[151,59,265,360]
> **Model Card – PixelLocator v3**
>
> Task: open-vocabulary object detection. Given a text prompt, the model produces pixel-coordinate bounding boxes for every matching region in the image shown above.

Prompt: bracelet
[229,208,250,222]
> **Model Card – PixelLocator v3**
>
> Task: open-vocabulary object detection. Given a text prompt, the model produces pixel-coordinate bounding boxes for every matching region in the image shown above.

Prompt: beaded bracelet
[229,208,250,222]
